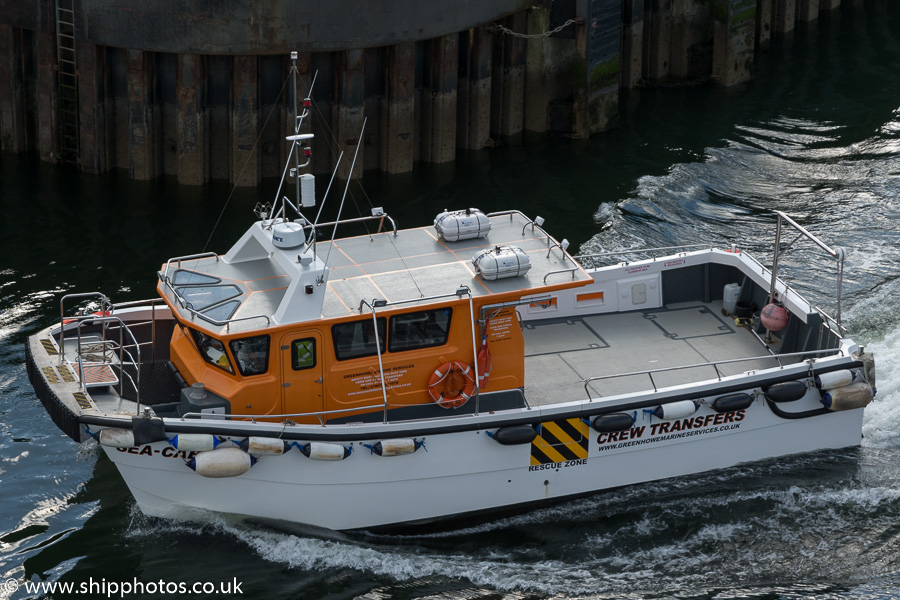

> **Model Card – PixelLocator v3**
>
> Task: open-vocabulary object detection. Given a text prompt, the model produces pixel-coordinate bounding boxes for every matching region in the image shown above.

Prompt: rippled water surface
[2,4,900,599]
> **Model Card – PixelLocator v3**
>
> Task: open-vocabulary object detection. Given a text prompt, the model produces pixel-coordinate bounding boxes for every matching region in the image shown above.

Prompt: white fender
[169,433,220,452]
[815,370,854,391]
[821,382,874,411]
[377,439,418,457]
[187,447,255,478]
[98,428,135,448]
[303,442,350,461]
[653,400,698,421]
[244,437,287,456]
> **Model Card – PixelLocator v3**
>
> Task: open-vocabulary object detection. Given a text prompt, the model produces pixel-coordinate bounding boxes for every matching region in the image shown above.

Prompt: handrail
[351,286,478,421]
[543,267,579,283]
[59,292,111,363]
[771,211,845,330]
[815,305,846,337]
[582,347,844,400]
[105,298,168,360]
[359,298,391,424]
[162,252,219,281]
[186,308,271,331]
[486,209,527,219]
[305,213,398,238]
[182,402,399,422]
[573,244,713,268]
[464,287,482,415]
[356,287,472,313]
[110,297,168,310]
[158,270,271,331]
[71,315,143,411]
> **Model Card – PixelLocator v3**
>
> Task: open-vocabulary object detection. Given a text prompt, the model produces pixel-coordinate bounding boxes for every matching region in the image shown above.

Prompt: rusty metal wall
[0,0,531,53]
[0,0,849,183]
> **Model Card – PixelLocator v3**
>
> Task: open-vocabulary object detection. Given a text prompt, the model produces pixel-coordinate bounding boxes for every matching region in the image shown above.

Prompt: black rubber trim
[25,341,83,443]
[75,359,864,442]
[765,400,830,420]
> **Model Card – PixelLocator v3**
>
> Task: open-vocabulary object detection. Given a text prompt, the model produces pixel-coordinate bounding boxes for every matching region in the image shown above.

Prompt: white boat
[25,55,876,532]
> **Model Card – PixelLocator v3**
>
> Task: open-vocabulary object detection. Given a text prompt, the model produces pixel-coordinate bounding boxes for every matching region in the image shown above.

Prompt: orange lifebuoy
[427,361,476,409]
[62,310,111,325]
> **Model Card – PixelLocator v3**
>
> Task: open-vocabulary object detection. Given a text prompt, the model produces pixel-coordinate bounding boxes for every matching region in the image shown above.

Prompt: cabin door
[281,332,325,421]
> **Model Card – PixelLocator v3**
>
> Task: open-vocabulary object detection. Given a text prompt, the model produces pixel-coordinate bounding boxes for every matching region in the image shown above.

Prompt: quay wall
[0,0,853,184]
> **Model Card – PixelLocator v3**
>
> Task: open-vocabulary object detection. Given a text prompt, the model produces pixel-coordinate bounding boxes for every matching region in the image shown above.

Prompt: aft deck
[523,300,791,406]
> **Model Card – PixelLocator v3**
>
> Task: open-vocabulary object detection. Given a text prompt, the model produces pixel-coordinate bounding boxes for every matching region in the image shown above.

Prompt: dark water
[3,4,900,599]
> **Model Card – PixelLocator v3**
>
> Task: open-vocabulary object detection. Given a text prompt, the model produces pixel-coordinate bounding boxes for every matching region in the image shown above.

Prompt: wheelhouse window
[230,335,270,376]
[332,318,386,361]
[388,308,452,352]
[190,329,234,374]
[291,338,316,370]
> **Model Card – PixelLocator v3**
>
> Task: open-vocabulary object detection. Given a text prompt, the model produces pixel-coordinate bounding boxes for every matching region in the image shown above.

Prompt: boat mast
[291,51,302,213]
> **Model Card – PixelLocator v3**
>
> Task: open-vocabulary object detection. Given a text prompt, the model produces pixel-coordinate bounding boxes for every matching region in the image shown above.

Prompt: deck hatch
[523,318,608,356]
[645,306,735,340]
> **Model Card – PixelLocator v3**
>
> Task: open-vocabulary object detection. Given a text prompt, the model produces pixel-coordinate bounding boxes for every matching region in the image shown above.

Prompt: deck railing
[67,315,143,410]
[157,255,272,331]
[581,347,845,401]
[771,211,846,331]
[573,244,714,268]
[59,294,172,413]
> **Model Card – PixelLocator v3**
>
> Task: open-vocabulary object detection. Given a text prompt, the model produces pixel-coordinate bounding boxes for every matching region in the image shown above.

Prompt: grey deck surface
[523,301,788,406]
[317,212,590,317]
[167,212,590,325]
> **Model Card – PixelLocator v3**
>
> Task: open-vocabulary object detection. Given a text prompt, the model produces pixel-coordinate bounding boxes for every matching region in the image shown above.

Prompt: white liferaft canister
[434,208,492,242]
[472,246,532,280]
[722,283,741,314]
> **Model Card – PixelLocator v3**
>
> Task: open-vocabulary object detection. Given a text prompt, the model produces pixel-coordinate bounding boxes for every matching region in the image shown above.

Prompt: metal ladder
[55,0,79,164]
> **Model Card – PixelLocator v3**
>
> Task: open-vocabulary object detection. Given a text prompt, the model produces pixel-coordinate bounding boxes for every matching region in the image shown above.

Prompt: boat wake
[119,441,900,599]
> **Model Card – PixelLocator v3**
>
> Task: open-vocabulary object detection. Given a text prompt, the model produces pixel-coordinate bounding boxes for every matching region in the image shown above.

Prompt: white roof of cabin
[159,211,591,334]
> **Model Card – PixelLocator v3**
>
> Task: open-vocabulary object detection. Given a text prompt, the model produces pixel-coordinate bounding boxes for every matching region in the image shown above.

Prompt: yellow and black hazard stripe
[72,392,92,410]
[530,417,590,465]
[42,366,60,384]
[40,338,59,355]
[57,364,76,383]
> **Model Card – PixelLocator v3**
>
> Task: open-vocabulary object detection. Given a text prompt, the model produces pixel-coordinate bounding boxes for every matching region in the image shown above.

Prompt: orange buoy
[761,303,789,331]
[427,361,476,409]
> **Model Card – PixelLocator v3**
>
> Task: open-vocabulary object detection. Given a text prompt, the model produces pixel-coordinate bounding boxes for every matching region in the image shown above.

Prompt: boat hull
[103,389,864,531]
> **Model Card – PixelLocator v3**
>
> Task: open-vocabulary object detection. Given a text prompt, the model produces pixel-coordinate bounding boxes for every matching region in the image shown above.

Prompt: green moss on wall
[590,57,619,91]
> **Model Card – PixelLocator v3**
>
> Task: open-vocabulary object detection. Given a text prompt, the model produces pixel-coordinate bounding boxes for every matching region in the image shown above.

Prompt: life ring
[62,310,111,325]
[427,361,475,409]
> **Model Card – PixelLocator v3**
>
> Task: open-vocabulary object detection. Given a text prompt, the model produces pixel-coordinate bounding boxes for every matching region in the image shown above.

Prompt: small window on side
[291,338,317,370]
[389,308,452,352]
[230,335,270,376]
[190,329,234,374]
[332,318,386,361]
